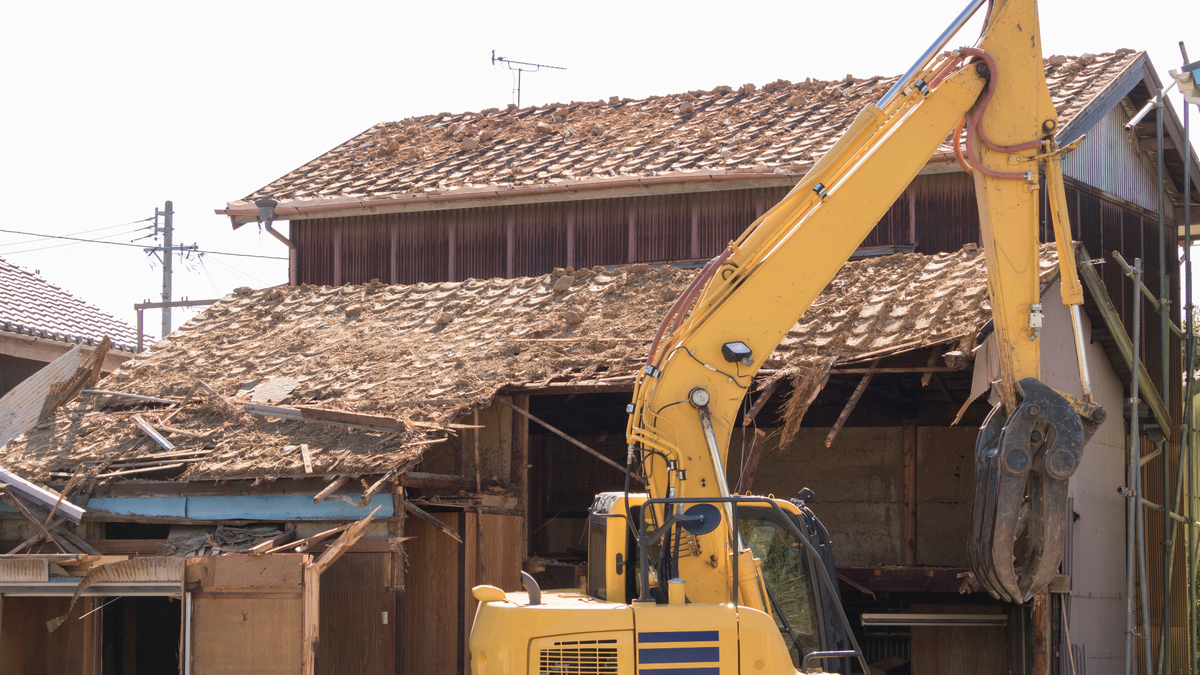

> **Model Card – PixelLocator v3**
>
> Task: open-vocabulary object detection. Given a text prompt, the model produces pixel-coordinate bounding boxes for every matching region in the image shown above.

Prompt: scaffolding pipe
[1183,39,1196,675]
[1128,258,1145,675]
[1155,85,1174,675]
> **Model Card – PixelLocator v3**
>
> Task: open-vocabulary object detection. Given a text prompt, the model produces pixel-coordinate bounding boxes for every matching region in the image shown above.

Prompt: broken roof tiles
[1,245,1058,483]
[0,258,141,353]
[228,51,1141,210]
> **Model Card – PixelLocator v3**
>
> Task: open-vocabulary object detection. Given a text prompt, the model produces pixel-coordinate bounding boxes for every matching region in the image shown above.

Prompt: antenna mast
[491,50,566,108]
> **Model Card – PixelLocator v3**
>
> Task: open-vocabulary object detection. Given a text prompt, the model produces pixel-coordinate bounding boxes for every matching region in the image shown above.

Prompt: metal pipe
[1183,39,1197,673]
[1070,305,1094,399]
[878,0,988,109]
[1156,86,1173,675]
[1125,258,1145,675]
[1142,497,1195,525]
[1126,79,1178,131]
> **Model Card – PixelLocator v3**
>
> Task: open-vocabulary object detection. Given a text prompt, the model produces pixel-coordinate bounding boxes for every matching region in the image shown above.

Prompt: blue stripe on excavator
[637,647,720,664]
[637,631,719,643]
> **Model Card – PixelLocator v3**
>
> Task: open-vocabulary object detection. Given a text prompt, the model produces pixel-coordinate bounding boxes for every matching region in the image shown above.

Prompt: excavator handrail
[636,495,869,675]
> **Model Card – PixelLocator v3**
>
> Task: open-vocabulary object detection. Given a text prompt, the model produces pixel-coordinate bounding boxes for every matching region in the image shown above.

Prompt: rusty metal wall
[911,172,980,253]
[1063,105,1161,213]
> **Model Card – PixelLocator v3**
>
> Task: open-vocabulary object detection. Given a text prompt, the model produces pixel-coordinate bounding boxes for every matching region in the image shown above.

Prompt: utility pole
[159,200,173,337]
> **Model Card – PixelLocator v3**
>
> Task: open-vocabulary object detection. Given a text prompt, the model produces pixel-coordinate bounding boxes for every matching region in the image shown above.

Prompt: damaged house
[0,50,1196,675]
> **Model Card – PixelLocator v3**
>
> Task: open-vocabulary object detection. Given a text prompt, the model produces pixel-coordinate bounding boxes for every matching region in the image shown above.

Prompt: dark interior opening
[101,596,181,674]
[104,522,172,539]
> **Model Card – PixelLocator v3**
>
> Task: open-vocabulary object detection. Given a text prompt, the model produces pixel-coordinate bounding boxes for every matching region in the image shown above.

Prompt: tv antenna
[491,50,566,108]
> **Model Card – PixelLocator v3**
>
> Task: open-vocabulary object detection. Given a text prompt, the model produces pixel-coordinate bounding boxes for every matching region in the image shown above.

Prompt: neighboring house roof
[0,258,140,354]
[2,245,1058,483]
[219,51,1141,224]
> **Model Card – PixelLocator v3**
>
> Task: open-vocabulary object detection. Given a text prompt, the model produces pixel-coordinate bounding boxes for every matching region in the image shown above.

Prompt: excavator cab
[587,492,851,672]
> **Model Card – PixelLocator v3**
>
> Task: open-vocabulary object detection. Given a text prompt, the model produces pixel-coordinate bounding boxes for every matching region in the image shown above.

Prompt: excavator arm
[626,0,1105,606]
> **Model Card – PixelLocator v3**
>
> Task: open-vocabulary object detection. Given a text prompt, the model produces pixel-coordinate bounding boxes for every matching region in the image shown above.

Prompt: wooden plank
[0,596,90,675]
[313,505,382,574]
[400,471,509,494]
[825,360,879,448]
[742,379,781,426]
[84,389,177,405]
[249,531,296,555]
[313,477,349,505]
[735,429,767,494]
[244,403,407,432]
[300,444,314,475]
[904,425,917,566]
[828,366,957,374]
[190,554,304,588]
[496,398,641,481]
[0,468,85,524]
[2,493,66,553]
[402,501,462,544]
[1077,248,1171,430]
[1031,589,1049,674]
[511,394,528,491]
[131,414,176,452]
[267,524,353,554]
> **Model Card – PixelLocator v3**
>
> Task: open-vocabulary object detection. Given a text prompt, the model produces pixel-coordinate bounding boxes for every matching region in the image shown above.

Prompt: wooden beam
[312,505,382,574]
[266,523,352,555]
[3,493,66,553]
[300,444,314,474]
[399,471,509,494]
[735,429,767,494]
[313,477,349,504]
[248,531,296,554]
[302,556,319,675]
[0,467,85,524]
[1138,136,1176,151]
[511,394,528,491]
[131,414,176,452]
[828,367,957,375]
[0,332,131,373]
[84,389,177,405]
[243,403,407,433]
[825,360,878,447]
[903,425,917,566]
[1077,248,1171,430]
[401,500,462,544]
[743,379,782,426]
[1032,588,1050,674]
[496,398,642,482]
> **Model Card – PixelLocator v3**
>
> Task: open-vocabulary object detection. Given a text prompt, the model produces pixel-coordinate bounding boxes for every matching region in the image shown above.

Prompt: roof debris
[0,246,1059,483]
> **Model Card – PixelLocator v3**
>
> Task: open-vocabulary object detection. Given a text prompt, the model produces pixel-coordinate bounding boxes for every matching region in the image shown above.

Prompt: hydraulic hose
[957,46,1041,180]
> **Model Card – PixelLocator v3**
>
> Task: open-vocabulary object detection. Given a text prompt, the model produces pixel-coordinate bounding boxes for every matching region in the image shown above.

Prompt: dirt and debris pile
[0,246,1058,483]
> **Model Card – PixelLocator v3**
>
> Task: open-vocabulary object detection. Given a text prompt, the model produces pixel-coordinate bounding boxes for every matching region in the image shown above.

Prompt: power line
[2,226,152,256]
[0,217,155,248]
[0,228,286,260]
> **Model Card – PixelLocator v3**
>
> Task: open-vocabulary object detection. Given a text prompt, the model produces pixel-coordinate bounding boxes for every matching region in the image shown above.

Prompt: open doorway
[101,596,181,674]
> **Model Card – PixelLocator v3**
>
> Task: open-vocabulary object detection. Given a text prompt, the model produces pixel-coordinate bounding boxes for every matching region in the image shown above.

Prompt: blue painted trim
[638,647,719,664]
[0,494,394,521]
[638,631,719,643]
[637,669,719,675]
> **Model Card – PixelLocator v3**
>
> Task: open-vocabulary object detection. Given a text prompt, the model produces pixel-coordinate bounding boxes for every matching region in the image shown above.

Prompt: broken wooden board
[243,403,407,432]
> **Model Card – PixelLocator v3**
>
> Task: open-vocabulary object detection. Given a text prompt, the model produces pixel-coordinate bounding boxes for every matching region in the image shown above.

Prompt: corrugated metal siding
[1063,105,1160,212]
[911,172,980,253]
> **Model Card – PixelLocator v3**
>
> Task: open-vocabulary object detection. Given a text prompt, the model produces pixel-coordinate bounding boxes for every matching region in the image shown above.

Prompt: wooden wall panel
[909,604,1007,675]
[403,512,461,675]
[463,512,525,669]
[318,553,389,675]
[0,596,94,675]
[191,596,303,674]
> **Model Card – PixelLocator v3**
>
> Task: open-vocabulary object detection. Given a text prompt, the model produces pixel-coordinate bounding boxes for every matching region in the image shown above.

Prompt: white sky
[0,0,1196,340]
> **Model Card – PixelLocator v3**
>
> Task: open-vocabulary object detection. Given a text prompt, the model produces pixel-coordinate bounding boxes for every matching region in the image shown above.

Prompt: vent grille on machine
[538,638,619,675]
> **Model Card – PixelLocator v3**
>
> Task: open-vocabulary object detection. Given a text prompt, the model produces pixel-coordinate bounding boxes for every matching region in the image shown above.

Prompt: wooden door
[186,554,316,675]
[318,552,389,675]
[0,596,98,674]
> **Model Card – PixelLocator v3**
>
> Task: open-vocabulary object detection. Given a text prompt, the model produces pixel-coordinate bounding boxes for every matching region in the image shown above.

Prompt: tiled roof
[0,258,141,353]
[223,50,1141,218]
[2,245,1057,482]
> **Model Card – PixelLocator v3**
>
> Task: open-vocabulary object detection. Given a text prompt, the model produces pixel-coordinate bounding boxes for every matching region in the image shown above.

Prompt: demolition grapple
[970,378,1105,603]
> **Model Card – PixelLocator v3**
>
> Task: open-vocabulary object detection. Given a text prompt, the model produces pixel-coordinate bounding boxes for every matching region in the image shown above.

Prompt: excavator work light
[721,341,752,364]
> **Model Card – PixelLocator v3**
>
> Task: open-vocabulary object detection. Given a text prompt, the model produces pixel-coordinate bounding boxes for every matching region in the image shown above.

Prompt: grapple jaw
[969,378,1105,603]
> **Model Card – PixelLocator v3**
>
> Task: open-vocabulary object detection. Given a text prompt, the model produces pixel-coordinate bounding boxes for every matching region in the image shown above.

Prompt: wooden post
[903,425,917,566]
[475,408,486,585]
[1031,588,1050,675]
[736,429,767,494]
[457,511,467,675]
[302,555,320,675]
[332,224,342,286]
[390,225,400,284]
[512,393,530,560]
[566,209,576,270]
[123,597,137,675]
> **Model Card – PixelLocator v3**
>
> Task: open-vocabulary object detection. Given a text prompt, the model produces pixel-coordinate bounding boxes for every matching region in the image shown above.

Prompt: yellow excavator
[470,0,1106,671]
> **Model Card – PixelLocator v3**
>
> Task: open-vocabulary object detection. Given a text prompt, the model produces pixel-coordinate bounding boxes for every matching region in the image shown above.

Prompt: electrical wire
[0,228,285,260]
[1,226,153,256]
[204,253,273,287]
[0,217,154,248]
